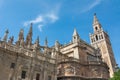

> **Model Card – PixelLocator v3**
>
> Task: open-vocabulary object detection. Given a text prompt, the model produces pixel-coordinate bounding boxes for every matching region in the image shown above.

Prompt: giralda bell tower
[90,13,116,77]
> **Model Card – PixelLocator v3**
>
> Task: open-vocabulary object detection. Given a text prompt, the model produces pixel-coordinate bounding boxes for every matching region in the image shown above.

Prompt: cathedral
[0,14,116,80]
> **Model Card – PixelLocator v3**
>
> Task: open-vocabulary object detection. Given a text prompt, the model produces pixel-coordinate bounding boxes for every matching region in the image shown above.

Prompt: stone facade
[90,14,116,77]
[0,14,115,80]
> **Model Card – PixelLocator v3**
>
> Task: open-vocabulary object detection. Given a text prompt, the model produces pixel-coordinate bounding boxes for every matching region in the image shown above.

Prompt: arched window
[96,35,98,41]
[95,27,98,31]
[101,35,103,39]
[74,36,76,39]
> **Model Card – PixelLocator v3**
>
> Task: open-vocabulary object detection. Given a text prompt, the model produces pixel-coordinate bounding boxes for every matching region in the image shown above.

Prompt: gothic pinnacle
[93,13,99,25]
[29,23,33,34]
[18,29,24,41]
[35,36,39,45]
[44,37,48,47]
[3,29,9,42]
[73,28,78,36]
[26,23,33,46]
[72,28,80,43]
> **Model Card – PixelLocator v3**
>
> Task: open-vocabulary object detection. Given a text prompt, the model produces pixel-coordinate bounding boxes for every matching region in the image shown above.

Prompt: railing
[0,41,56,64]
[57,57,80,63]
[57,57,105,66]
[0,42,34,57]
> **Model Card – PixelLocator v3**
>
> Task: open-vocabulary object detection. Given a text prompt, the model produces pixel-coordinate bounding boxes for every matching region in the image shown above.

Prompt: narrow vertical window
[96,35,98,41]
[10,63,15,69]
[101,35,103,39]
[48,76,51,80]
[21,71,26,79]
[36,73,40,80]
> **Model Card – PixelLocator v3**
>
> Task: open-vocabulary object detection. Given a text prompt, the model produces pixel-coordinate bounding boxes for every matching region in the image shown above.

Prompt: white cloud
[46,13,58,23]
[81,0,102,13]
[38,24,43,32]
[30,16,43,24]
[24,12,58,31]
[23,4,60,32]
[23,15,43,27]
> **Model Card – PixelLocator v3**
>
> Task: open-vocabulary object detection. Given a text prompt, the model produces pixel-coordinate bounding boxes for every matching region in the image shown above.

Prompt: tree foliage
[110,69,120,80]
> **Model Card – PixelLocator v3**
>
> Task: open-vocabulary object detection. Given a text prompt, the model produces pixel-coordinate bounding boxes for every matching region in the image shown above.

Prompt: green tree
[110,69,120,80]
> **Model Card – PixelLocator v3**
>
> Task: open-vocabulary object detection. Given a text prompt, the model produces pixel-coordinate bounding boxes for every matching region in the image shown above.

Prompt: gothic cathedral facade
[0,14,116,80]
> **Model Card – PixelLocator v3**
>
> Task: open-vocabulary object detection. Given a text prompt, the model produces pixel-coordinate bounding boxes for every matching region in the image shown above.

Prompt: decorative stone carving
[8,36,14,44]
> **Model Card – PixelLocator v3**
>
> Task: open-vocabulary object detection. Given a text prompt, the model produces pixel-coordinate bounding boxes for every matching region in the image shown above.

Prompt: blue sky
[0,0,120,67]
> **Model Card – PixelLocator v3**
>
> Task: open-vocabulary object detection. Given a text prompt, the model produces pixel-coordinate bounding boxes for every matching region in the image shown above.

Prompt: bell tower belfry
[90,13,116,77]
[93,13,103,32]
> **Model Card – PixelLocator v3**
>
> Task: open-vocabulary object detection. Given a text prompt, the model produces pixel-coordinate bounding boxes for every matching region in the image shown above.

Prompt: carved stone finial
[36,36,39,44]
[8,36,14,44]
[44,37,48,47]
[34,36,40,47]
[28,23,32,35]
[3,29,9,42]
[20,39,24,47]
[18,29,24,41]
[16,29,24,46]
[55,40,60,51]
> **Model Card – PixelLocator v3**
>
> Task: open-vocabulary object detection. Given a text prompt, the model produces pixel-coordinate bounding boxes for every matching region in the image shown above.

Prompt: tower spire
[8,36,14,44]
[93,13,102,32]
[33,36,40,51]
[18,29,24,41]
[73,28,79,36]
[3,29,9,42]
[93,13,99,25]
[16,29,24,46]
[44,37,48,47]
[55,40,60,51]
[35,36,40,46]
[72,28,80,43]
[29,23,33,35]
[26,23,33,47]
